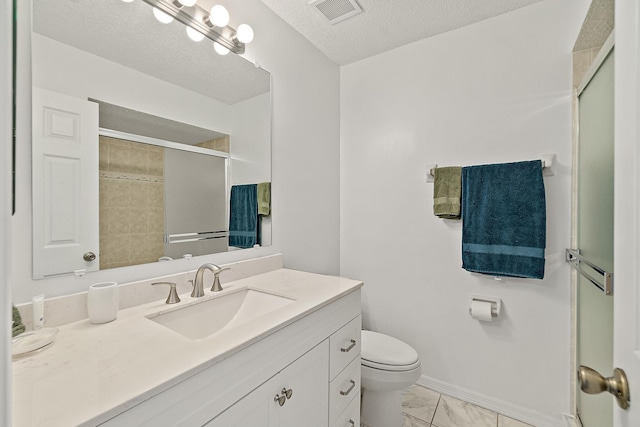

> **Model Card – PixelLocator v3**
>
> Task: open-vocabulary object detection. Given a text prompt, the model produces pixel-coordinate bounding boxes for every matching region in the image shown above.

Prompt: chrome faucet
[192,263,230,296]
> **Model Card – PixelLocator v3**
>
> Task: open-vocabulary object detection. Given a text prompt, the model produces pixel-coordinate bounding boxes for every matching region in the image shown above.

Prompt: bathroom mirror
[30,0,271,278]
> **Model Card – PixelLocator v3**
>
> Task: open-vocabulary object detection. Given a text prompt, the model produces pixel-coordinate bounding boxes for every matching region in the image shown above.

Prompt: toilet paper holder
[468,295,502,319]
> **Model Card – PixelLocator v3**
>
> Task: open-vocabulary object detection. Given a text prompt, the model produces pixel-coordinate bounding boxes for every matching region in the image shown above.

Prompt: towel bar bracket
[566,248,613,296]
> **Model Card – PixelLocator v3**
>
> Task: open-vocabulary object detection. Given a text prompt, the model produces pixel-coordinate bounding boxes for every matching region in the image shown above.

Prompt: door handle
[341,339,356,352]
[83,252,96,262]
[578,365,630,409]
[340,380,356,396]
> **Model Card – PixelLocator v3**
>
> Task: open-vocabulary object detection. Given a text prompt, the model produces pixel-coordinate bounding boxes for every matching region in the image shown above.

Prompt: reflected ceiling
[33,0,269,105]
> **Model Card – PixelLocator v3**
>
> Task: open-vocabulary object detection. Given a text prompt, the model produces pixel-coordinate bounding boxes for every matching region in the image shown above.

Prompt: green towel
[12,305,26,337]
[257,182,271,216]
[433,166,462,219]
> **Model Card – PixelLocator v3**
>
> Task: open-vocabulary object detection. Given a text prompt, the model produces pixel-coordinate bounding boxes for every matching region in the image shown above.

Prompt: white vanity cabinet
[97,288,362,427]
[205,340,329,427]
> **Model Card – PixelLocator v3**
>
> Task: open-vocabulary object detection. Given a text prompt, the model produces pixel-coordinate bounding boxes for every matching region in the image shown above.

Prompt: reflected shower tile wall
[196,135,230,153]
[99,136,165,269]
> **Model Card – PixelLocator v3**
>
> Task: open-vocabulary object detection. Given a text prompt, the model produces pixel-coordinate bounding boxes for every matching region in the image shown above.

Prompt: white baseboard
[417,375,566,427]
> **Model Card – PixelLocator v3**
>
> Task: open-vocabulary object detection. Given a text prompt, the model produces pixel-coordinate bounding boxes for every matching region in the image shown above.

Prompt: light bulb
[214,42,230,55]
[209,5,229,27]
[177,0,197,6]
[186,26,205,42]
[236,24,254,44]
[153,8,174,24]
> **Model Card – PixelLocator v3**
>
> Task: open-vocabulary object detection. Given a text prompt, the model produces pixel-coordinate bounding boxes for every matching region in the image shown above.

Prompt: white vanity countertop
[12,268,363,427]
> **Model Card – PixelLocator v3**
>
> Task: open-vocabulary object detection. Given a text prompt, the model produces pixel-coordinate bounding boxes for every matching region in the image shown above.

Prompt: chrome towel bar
[566,248,613,296]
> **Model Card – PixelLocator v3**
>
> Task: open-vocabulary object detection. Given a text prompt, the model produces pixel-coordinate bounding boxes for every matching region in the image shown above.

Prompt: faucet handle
[211,268,230,292]
[152,282,181,304]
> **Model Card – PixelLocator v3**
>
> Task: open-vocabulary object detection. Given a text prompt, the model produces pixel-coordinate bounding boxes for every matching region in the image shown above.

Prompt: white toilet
[360,330,422,427]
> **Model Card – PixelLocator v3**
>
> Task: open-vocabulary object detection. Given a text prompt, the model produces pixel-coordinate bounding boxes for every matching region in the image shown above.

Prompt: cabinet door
[206,340,329,427]
[271,340,329,427]
[204,392,271,427]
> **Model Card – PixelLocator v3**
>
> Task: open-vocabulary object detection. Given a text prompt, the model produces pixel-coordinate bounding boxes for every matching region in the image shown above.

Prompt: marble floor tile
[404,413,431,427]
[432,395,498,427]
[498,414,534,427]
[362,414,431,427]
[402,385,441,423]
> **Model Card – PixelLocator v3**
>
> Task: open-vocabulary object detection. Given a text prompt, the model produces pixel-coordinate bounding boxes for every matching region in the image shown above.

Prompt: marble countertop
[12,268,363,427]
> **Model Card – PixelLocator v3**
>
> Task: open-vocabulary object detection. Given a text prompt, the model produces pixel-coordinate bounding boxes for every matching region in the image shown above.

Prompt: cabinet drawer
[330,315,361,380]
[331,391,360,427]
[330,356,361,423]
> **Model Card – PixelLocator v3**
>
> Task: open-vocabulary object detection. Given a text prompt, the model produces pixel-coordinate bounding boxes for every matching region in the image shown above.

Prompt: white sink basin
[147,288,295,340]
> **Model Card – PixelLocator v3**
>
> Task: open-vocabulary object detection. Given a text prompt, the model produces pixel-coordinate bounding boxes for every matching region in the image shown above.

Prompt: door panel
[32,87,99,278]
[576,50,614,427]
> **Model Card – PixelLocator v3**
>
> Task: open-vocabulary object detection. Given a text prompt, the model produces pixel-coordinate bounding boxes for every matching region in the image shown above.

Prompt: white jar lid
[361,330,419,367]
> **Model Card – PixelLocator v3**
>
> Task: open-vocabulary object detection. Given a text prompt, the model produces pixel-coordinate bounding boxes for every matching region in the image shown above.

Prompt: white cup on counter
[87,282,119,324]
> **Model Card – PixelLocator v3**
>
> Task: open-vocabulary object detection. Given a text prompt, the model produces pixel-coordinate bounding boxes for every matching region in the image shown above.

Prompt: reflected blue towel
[229,184,258,249]
[461,160,546,279]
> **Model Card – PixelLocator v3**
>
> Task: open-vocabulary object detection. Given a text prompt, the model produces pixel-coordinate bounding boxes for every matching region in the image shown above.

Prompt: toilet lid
[361,330,419,370]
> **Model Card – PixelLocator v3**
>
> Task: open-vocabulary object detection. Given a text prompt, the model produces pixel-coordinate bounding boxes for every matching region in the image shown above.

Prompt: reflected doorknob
[578,365,630,409]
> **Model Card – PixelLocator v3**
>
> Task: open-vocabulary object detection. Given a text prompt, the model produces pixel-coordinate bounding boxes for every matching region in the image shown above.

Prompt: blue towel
[461,160,546,279]
[229,184,258,249]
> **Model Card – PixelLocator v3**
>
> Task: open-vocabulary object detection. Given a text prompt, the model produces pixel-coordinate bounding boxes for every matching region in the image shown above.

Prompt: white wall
[231,92,271,185]
[1,0,13,423]
[614,2,640,426]
[13,0,340,302]
[32,34,233,134]
[340,1,589,425]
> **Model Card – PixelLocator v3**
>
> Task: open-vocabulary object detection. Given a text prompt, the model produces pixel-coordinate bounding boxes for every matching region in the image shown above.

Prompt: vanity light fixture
[235,23,254,44]
[174,0,197,6]
[142,0,254,55]
[153,7,174,23]
[213,42,230,55]
[206,5,230,28]
[186,26,205,41]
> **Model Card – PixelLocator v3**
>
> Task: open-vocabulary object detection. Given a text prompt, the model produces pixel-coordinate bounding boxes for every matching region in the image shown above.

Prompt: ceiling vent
[309,0,363,25]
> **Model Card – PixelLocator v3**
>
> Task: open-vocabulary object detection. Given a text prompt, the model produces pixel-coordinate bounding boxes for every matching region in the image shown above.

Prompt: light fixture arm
[143,0,245,54]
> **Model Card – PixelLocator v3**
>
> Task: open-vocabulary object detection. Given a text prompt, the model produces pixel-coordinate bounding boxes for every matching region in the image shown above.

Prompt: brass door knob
[578,365,630,409]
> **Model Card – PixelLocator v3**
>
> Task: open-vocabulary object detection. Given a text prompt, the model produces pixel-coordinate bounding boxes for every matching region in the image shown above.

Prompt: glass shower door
[576,49,614,427]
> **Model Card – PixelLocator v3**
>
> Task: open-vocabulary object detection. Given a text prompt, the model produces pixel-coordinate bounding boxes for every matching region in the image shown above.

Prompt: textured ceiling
[573,0,614,51]
[261,0,545,65]
[33,0,270,105]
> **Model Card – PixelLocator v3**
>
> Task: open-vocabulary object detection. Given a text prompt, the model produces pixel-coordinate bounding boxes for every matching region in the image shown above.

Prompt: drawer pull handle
[341,339,356,353]
[340,380,356,396]
[274,394,286,406]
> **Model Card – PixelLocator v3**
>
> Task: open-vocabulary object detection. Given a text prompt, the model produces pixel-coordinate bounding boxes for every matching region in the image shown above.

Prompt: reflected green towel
[12,305,25,337]
[257,182,271,216]
[433,167,462,219]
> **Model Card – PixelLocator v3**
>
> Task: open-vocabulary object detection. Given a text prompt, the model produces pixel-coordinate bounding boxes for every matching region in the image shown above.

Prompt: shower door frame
[571,32,615,427]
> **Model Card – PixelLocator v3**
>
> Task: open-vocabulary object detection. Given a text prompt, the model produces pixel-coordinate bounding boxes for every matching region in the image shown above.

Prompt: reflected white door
[32,87,99,278]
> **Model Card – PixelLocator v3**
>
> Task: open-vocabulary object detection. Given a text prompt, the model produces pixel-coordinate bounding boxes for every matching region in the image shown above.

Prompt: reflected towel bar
[164,230,228,244]
[565,248,613,296]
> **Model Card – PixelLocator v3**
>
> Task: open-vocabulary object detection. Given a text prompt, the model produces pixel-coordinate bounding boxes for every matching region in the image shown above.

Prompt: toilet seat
[361,330,420,372]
